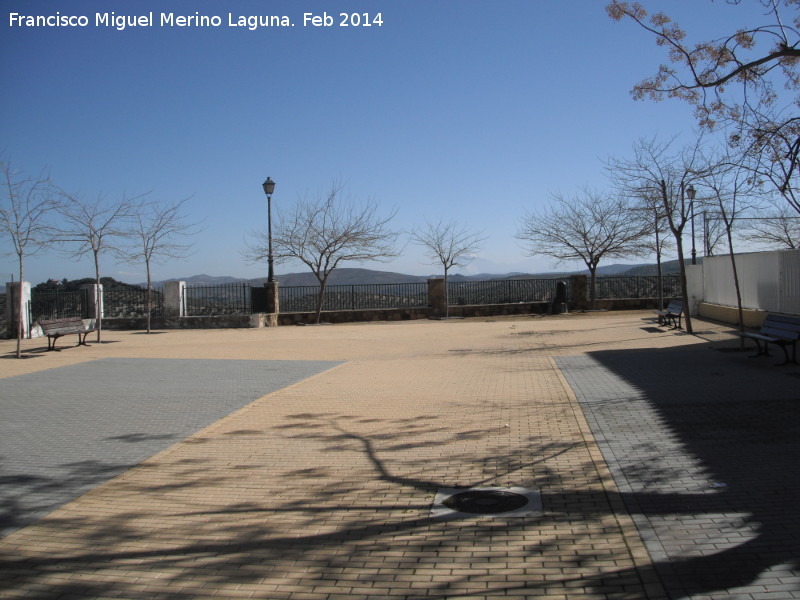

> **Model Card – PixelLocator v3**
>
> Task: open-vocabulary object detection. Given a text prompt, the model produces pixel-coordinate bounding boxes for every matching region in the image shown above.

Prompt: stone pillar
[264,281,280,327]
[80,283,103,321]
[427,278,446,319]
[570,275,588,311]
[5,281,31,338]
[163,281,186,317]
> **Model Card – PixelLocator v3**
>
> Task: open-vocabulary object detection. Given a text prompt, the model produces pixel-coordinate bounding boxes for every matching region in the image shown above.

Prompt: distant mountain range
[153,260,691,288]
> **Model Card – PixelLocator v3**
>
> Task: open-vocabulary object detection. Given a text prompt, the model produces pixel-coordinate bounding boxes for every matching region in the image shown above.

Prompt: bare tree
[122,197,199,333]
[704,212,729,257]
[746,106,800,215]
[698,150,760,338]
[746,198,800,248]
[246,181,400,324]
[608,135,708,332]
[0,159,60,358]
[628,187,673,309]
[607,0,800,213]
[515,189,650,307]
[412,219,486,318]
[57,192,138,341]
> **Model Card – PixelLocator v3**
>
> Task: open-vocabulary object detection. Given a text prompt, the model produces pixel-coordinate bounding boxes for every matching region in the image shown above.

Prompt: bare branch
[515,188,650,305]
[121,196,202,332]
[244,181,400,323]
[0,158,61,356]
[411,219,486,318]
[607,0,800,203]
[54,191,142,341]
[412,219,486,275]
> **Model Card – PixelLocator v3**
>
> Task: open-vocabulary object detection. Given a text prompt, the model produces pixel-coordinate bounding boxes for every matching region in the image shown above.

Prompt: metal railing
[591,275,682,300]
[104,286,164,318]
[19,275,686,323]
[29,289,88,320]
[185,283,250,316]
[280,282,428,313]
[447,278,568,306]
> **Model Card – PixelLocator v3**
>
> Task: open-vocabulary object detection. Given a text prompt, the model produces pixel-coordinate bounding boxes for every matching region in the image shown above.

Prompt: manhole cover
[443,490,528,514]
[431,487,542,519]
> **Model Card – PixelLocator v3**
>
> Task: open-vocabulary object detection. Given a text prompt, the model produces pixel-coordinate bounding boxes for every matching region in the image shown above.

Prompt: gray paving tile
[556,348,800,599]
[0,358,342,537]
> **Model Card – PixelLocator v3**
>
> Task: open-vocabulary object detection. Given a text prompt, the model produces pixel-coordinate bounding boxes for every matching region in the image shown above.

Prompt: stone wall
[103,314,259,330]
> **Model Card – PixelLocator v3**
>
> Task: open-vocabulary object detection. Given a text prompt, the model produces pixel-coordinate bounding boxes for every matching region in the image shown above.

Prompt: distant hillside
[150,262,691,288]
[158,268,533,288]
[623,258,702,276]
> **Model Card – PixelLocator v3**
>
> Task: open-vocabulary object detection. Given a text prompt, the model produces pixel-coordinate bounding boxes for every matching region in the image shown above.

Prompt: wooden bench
[653,300,684,329]
[735,313,800,365]
[38,317,97,351]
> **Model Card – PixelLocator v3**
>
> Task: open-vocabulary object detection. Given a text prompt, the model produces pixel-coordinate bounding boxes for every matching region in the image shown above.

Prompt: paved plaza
[0,312,798,599]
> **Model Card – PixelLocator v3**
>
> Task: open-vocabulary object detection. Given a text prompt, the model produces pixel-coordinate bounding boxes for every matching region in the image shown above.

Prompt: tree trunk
[16,254,23,359]
[675,236,694,334]
[655,213,664,310]
[724,227,746,347]
[314,279,328,324]
[661,179,693,334]
[94,253,102,343]
[145,261,152,334]
[443,268,449,319]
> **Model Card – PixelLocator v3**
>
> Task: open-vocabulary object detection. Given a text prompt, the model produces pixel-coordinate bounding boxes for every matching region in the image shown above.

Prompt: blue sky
[0,1,769,284]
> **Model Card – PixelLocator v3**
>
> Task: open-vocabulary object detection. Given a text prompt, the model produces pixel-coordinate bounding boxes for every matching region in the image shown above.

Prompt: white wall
[702,249,800,315]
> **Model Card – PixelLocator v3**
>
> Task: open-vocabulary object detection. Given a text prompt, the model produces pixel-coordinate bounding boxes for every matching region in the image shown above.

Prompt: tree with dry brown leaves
[607,1,800,213]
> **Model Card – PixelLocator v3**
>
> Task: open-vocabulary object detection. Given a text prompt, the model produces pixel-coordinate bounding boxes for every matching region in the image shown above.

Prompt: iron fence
[280,282,428,313]
[592,275,682,300]
[447,278,568,306]
[17,275,686,323]
[185,283,250,316]
[29,289,88,321]
[104,286,164,318]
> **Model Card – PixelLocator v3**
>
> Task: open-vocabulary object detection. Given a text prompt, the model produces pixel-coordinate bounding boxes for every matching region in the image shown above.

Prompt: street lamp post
[687,184,697,265]
[262,177,276,282]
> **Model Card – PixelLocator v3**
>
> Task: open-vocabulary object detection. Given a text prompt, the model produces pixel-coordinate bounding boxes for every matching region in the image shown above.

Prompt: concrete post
[164,281,186,317]
[264,281,279,327]
[5,281,31,338]
[80,283,103,321]
[427,278,446,318]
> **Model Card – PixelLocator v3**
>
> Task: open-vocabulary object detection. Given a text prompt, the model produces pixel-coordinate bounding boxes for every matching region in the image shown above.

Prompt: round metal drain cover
[442,490,529,514]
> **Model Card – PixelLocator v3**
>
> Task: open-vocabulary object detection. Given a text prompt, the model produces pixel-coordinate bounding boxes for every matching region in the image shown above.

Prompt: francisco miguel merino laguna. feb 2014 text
[7,12,385,31]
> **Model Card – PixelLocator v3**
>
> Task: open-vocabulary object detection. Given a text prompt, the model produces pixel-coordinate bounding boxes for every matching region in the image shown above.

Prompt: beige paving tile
[1,312,734,599]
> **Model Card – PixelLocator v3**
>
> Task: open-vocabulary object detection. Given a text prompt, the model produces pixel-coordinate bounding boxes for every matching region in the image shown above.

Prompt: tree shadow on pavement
[568,341,800,598]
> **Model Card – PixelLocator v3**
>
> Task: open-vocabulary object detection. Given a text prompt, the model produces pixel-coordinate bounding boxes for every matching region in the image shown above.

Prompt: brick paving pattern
[0,313,798,599]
